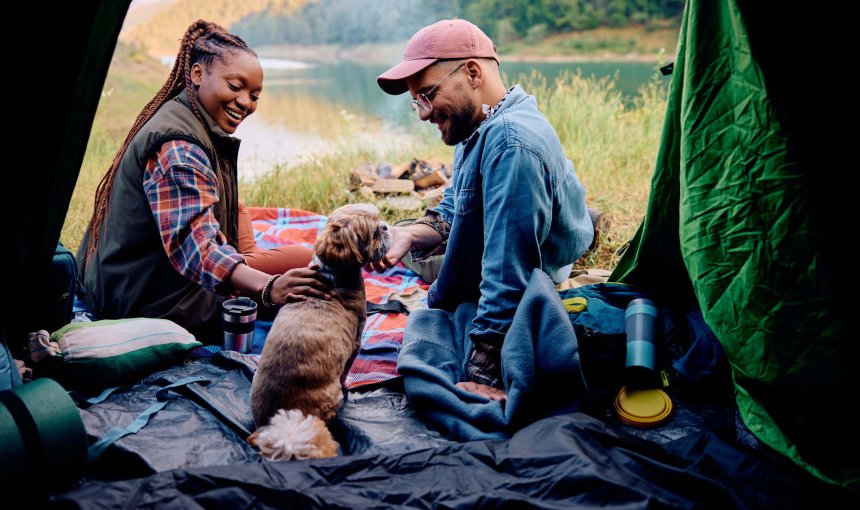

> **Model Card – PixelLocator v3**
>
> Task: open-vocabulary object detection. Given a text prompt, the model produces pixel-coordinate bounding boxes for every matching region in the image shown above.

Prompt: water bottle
[624,298,659,388]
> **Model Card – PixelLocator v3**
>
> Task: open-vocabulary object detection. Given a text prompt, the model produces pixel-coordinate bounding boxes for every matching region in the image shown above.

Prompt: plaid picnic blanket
[245,207,428,389]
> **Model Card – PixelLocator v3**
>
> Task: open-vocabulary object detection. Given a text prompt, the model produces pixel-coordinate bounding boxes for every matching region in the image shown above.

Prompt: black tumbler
[221,297,257,353]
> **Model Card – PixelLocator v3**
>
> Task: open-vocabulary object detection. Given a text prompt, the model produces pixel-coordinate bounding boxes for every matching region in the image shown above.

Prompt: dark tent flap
[2,1,130,348]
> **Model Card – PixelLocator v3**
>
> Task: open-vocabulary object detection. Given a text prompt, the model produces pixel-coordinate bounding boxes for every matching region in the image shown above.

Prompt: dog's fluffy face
[314,203,390,268]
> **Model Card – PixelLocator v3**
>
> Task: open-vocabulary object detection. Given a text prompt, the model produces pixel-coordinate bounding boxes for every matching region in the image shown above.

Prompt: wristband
[260,273,281,307]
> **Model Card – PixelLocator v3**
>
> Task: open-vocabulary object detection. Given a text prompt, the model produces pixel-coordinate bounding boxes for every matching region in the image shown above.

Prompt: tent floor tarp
[38,353,856,509]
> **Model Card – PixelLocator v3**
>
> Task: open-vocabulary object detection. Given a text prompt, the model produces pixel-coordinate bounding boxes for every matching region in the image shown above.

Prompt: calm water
[233,59,663,176]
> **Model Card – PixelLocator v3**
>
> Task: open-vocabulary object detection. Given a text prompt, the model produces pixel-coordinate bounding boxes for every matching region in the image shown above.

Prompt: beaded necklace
[481,87,514,119]
[467,86,515,142]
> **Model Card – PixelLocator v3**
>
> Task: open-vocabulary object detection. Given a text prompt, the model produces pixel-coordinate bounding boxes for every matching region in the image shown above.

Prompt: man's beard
[440,101,477,146]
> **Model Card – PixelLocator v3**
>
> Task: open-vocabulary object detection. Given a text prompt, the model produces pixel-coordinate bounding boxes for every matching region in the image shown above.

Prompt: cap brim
[377,58,438,95]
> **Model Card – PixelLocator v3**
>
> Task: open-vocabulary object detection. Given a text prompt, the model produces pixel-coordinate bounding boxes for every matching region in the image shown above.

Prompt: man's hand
[365,225,413,273]
[270,265,332,304]
[456,381,507,401]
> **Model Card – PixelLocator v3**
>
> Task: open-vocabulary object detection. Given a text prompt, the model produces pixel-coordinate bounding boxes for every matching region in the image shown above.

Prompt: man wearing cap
[371,19,593,400]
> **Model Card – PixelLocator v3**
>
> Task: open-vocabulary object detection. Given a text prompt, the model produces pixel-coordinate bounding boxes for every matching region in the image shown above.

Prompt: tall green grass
[63,56,667,271]
[527,69,667,267]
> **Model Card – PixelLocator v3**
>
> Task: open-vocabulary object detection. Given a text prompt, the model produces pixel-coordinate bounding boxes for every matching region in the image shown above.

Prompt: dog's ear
[315,216,364,267]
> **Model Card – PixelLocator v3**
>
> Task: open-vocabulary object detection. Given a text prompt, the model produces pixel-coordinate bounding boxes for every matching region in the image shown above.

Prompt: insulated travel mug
[221,297,257,353]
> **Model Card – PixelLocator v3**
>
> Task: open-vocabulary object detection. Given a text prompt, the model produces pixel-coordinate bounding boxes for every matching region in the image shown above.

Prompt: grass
[528,68,667,268]
[63,48,667,273]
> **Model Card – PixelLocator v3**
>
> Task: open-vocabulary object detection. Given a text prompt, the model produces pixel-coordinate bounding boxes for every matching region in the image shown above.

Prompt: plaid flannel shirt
[143,139,244,293]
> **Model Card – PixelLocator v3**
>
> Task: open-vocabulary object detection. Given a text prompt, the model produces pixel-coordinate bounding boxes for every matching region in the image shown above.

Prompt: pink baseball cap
[377,19,499,95]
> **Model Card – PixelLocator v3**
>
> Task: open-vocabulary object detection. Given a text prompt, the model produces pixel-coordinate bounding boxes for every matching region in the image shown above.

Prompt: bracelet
[260,273,281,307]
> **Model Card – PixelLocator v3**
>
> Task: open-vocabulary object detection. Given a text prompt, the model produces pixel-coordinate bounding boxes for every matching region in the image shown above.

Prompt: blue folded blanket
[397,269,588,441]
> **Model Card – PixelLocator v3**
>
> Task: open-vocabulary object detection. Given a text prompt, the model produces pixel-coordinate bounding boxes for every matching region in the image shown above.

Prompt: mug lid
[222,297,257,315]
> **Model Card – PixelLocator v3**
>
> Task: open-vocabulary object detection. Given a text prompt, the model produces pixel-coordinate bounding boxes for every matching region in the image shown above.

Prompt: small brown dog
[248,204,390,460]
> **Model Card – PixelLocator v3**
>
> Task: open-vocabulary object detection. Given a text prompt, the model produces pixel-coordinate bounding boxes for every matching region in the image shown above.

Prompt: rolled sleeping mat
[0,378,87,493]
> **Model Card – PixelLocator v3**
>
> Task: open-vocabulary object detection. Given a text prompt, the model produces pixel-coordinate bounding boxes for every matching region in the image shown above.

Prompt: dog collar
[312,254,364,290]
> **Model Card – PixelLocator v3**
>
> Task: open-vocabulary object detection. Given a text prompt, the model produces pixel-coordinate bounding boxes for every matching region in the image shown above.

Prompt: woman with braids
[77,20,330,341]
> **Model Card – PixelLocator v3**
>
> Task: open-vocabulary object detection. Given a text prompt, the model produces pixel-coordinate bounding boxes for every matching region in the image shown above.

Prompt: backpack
[47,242,77,333]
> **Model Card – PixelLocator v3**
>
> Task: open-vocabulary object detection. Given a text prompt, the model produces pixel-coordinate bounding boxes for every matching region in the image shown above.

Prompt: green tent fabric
[611,0,856,489]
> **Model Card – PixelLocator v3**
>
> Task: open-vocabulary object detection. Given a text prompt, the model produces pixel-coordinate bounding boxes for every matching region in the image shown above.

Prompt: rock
[372,179,415,194]
[349,164,380,189]
[385,163,410,179]
[380,195,424,211]
[413,169,448,190]
[419,185,447,206]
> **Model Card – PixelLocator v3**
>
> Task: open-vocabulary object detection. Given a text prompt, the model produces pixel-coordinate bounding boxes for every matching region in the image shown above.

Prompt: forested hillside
[233,0,683,46]
[124,0,683,56]
[120,0,311,56]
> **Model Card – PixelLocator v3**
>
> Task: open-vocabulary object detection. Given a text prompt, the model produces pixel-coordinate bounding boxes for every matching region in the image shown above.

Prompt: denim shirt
[427,85,593,348]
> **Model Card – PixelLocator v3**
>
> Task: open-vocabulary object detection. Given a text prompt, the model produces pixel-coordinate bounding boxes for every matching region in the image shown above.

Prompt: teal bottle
[624,298,659,388]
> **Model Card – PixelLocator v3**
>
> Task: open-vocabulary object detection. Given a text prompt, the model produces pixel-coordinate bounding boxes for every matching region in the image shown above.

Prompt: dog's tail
[248,409,338,461]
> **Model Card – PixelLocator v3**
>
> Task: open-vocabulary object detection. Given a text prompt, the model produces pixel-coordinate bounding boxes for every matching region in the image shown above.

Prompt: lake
[231,59,664,177]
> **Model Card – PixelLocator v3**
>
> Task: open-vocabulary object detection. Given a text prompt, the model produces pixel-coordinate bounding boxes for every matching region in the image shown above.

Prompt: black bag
[46,242,77,333]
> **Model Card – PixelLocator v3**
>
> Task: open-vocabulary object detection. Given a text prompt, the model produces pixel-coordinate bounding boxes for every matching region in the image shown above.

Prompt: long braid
[87,20,255,258]
[182,27,255,246]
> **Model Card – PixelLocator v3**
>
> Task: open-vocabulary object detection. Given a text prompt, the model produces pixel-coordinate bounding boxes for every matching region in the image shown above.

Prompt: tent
[1,0,856,506]
[609,0,855,489]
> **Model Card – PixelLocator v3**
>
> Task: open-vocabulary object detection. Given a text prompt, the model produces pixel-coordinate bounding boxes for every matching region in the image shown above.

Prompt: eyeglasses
[410,63,465,114]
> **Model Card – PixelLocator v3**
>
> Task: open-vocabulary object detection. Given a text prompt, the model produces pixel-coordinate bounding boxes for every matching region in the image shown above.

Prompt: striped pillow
[51,318,201,388]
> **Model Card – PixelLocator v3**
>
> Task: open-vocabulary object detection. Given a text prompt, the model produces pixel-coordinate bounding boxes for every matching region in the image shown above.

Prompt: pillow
[36,318,201,390]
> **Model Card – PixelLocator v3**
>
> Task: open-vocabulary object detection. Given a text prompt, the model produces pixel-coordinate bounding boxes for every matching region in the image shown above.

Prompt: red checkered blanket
[248,207,428,389]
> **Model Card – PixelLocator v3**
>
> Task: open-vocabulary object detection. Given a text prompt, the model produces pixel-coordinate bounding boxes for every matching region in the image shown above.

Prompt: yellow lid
[613,386,674,428]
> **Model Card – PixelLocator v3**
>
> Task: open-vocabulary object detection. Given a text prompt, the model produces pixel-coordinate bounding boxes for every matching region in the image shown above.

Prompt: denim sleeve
[469,146,553,347]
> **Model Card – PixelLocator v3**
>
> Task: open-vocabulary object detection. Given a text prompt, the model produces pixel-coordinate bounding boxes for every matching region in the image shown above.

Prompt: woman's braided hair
[86,19,256,259]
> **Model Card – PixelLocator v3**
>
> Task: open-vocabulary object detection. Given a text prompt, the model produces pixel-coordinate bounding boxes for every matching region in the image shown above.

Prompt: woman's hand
[270,265,332,304]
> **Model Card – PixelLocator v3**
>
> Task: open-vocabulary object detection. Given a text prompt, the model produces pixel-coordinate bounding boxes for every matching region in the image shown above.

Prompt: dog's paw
[248,409,338,461]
